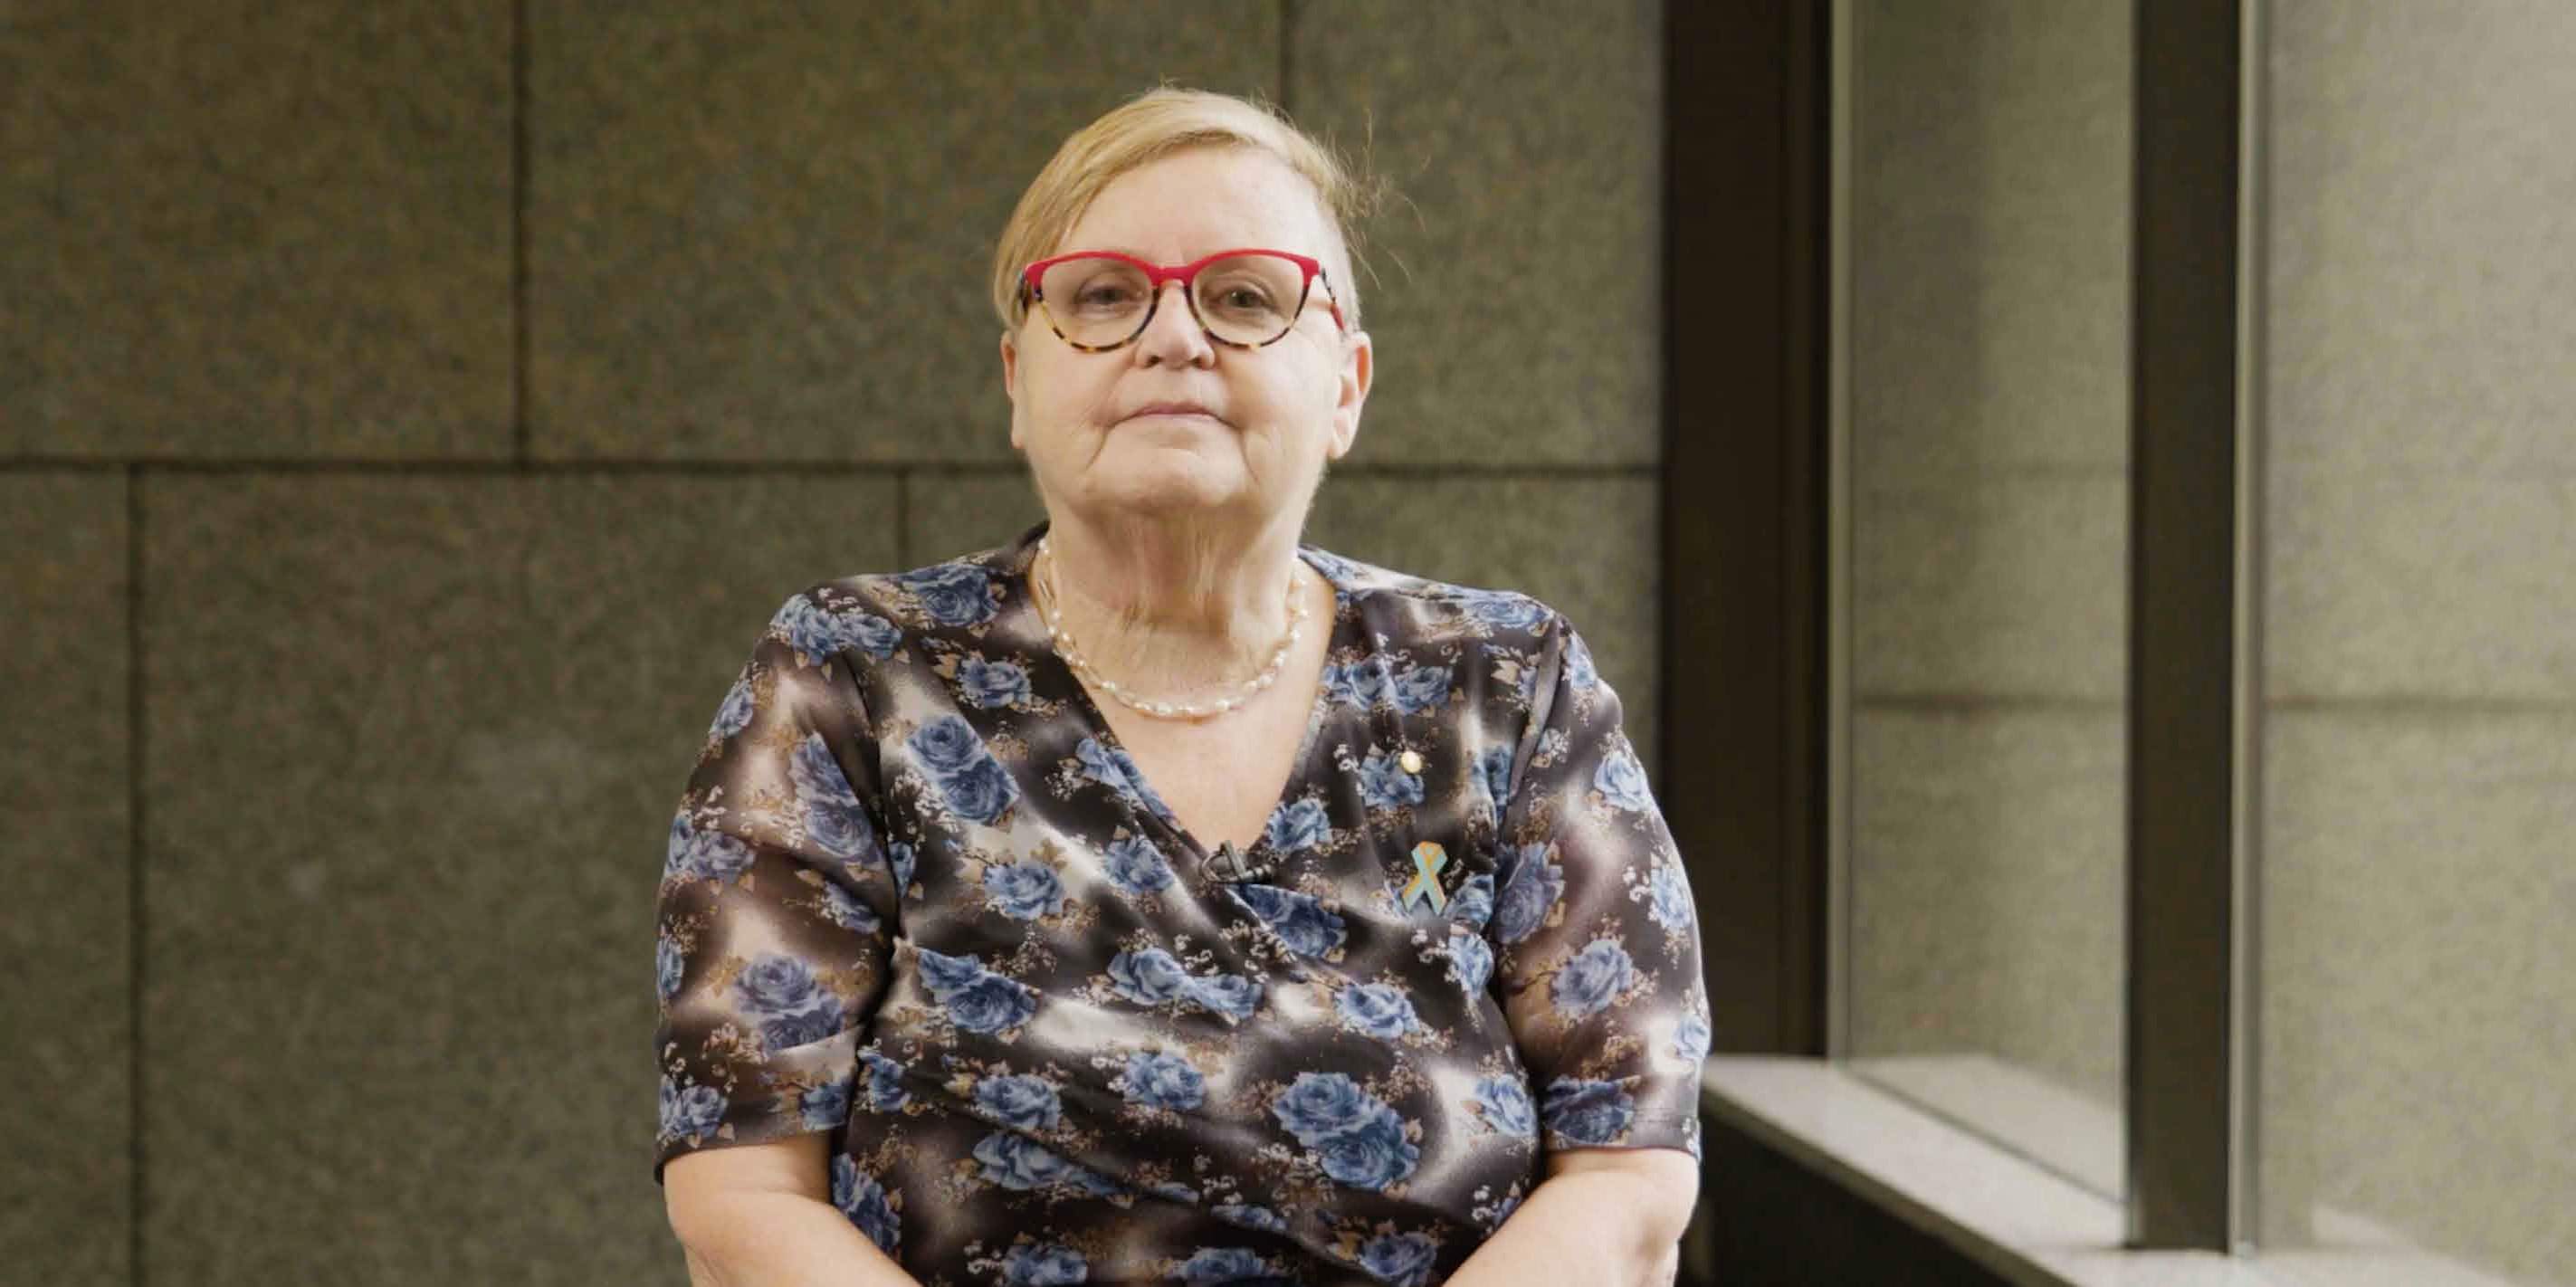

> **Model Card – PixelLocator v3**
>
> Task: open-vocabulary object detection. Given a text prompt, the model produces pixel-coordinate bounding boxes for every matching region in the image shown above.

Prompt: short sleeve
[1484,610,1712,1161]
[651,593,904,1186]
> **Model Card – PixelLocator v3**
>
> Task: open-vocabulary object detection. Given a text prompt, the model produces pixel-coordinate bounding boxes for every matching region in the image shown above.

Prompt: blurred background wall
[2251,2,2573,1280]
[1827,2,2572,1282]
[0,3,1664,1282]
[1837,0,2133,1198]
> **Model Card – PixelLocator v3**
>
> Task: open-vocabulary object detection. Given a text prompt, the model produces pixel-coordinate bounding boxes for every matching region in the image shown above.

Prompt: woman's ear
[1000,330,1026,452]
[1326,329,1372,461]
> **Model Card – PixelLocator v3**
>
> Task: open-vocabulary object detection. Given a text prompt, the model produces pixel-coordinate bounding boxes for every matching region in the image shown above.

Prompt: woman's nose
[1134,280,1216,364]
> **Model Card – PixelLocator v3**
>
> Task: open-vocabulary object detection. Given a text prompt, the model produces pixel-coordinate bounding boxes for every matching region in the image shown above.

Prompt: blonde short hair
[988,84,1388,337]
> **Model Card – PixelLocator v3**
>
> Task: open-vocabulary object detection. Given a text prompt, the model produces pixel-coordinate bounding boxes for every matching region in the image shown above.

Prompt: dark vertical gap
[1775,0,1831,1057]
[126,465,146,1287]
[511,0,531,462]
[1278,0,1295,111]
[1662,0,1827,1060]
[2125,0,2242,1250]
[2237,0,2276,1246]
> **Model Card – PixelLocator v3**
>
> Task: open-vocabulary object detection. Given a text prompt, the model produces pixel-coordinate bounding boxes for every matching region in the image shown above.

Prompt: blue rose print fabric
[653,520,1711,1286]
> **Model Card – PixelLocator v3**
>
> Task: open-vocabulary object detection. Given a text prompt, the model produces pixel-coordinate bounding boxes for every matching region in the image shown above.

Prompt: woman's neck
[1035,514,1310,694]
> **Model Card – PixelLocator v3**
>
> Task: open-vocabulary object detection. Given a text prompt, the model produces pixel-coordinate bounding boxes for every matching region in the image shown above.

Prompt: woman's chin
[1101,482,1242,518]
[1085,449,1247,511]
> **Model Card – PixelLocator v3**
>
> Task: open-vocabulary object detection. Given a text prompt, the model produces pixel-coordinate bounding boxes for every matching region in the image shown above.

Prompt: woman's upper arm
[1484,610,1713,1159]
[653,592,905,1188]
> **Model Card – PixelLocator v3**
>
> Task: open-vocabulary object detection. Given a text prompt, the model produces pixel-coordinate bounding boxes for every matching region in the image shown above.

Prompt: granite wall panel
[902,465,1046,567]
[1839,0,2133,1137]
[0,3,513,460]
[1290,0,1664,468]
[0,472,131,1285]
[138,473,898,1285]
[2256,3,2576,1279]
[2265,0,2576,479]
[2266,467,2576,702]
[1846,706,2125,1108]
[527,2,1277,463]
[1846,1,2130,487]
[2260,710,2576,1279]
[1853,476,2127,702]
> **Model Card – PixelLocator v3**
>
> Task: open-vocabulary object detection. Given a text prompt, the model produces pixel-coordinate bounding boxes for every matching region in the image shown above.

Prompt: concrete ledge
[1703,1057,2257,1287]
[1703,1057,2528,1287]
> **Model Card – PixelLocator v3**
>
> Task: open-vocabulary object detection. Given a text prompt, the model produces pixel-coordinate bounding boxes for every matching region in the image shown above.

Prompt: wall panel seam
[511,0,530,464]
[127,463,146,1287]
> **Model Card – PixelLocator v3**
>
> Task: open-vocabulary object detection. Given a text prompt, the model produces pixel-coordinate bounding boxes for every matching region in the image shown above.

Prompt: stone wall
[0,3,1667,1281]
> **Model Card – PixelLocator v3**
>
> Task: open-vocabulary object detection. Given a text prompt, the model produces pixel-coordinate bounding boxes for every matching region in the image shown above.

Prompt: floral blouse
[652,519,1711,1286]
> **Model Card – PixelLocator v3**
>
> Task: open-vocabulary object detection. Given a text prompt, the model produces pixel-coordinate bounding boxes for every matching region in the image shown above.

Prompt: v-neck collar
[990,519,1360,871]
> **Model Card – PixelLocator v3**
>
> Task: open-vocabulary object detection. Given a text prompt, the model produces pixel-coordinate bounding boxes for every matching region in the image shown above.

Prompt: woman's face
[1000,147,1372,533]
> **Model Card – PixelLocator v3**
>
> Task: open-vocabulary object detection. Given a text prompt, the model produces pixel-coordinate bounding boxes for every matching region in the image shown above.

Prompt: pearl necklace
[1035,534,1309,721]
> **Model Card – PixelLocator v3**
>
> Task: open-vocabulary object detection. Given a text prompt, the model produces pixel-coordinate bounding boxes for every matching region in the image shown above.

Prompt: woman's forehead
[1059,149,1330,260]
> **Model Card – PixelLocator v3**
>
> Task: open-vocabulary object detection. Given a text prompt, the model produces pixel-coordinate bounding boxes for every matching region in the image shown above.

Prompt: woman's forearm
[1443,1170,1681,1287]
[673,1189,921,1287]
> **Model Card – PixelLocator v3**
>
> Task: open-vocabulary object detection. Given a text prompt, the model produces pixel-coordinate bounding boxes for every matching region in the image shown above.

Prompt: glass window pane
[1837,0,2133,1199]
[2255,2,2576,1282]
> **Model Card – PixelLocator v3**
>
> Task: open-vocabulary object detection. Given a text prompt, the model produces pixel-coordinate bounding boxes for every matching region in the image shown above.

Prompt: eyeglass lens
[1037,253,1310,347]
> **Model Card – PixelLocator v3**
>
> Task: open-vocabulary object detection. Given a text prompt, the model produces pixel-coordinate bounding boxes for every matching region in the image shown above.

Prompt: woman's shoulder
[1303,545,1568,645]
[754,541,1023,673]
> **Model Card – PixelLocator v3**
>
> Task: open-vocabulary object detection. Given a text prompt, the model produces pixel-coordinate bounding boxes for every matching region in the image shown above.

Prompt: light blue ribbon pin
[1401,841,1450,914]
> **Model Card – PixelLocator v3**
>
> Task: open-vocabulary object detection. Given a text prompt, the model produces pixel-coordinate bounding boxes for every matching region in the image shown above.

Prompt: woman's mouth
[1121,400,1227,425]
[1119,410,1226,430]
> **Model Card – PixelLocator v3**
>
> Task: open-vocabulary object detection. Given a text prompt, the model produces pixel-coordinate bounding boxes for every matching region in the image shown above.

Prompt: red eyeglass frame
[1018,247,1348,351]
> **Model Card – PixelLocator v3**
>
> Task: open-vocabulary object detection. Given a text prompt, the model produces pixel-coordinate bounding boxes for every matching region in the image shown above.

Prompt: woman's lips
[1121,410,1225,425]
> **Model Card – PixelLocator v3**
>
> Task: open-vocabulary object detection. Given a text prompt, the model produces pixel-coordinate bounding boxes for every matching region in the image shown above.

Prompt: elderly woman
[653,87,1711,1286]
